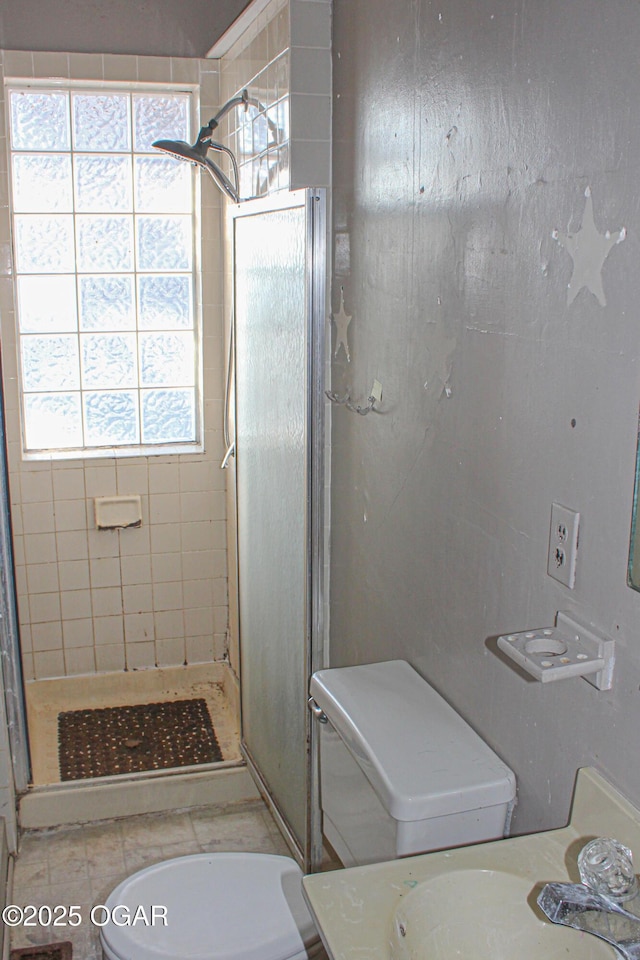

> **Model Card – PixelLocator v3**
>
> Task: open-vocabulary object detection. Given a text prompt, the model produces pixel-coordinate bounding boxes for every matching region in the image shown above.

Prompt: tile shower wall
[216,0,331,197]
[0,51,229,681]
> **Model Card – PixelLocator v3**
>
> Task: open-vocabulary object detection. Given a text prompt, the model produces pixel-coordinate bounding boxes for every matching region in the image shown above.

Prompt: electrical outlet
[547,502,580,588]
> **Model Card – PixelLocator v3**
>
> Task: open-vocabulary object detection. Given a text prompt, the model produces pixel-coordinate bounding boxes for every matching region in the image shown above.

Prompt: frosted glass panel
[139,332,194,386]
[14,215,75,273]
[84,391,138,445]
[10,91,69,150]
[81,333,137,388]
[141,389,194,443]
[235,203,308,850]
[76,216,134,272]
[136,216,191,271]
[17,276,77,332]
[12,155,72,212]
[79,275,135,330]
[134,157,191,213]
[133,94,189,151]
[72,94,130,151]
[74,155,133,212]
[21,335,80,390]
[138,275,192,329]
[24,394,82,450]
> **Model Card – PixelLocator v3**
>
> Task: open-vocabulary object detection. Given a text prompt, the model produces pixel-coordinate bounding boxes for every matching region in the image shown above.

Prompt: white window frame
[6,78,204,461]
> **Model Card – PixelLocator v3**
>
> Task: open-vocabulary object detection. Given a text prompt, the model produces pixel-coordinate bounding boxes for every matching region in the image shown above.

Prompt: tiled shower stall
[0,0,331,798]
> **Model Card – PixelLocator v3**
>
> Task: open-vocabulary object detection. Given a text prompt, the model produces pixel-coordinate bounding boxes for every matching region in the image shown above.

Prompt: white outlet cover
[548,502,580,588]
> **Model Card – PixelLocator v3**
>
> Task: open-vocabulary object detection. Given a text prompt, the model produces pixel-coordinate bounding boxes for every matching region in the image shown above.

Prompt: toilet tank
[309,660,516,867]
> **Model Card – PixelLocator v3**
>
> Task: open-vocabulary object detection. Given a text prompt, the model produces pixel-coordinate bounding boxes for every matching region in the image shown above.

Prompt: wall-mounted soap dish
[497,612,615,690]
[94,495,142,530]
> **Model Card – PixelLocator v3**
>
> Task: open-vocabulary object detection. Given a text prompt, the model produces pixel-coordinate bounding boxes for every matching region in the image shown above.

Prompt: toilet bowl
[101,659,516,960]
[99,852,323,960]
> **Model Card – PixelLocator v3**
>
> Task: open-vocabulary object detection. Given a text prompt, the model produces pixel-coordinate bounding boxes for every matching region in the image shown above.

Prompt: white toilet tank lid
[99,852,319,960]
[310,660,516,822]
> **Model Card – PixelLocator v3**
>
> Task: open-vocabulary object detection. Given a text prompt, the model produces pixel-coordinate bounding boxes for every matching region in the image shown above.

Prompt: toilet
[99,852,323,960]
[309,660,516,866]
[100,659,516,960]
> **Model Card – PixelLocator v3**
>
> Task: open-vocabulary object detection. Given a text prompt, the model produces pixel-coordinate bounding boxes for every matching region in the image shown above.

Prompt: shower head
[153,136,209,166]
[153,132,241,203]
[152,89,257,204]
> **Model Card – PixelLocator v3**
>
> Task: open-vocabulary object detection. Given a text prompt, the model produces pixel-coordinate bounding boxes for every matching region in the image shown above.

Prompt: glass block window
[8,86,201,456]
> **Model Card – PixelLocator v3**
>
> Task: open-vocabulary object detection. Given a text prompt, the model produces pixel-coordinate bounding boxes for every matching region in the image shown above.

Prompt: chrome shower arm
[206,90,250,132]
[152,87,273,203]
[203,89,276,145]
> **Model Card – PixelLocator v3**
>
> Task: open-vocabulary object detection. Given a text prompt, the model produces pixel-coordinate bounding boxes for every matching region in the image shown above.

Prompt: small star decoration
[552,186,626,306]
[331,287,352,361]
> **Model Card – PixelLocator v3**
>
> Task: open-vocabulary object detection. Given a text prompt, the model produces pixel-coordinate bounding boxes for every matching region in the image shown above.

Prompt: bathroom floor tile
[190,805,271,844]
[10,798,293,960]
[121,810,197,849]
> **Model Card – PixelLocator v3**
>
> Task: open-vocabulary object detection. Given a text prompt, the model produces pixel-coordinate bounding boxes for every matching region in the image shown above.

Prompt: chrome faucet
[538,838,640,960]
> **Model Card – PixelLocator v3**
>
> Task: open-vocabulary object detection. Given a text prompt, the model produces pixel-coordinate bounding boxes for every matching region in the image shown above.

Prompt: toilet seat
[99,852,321,960]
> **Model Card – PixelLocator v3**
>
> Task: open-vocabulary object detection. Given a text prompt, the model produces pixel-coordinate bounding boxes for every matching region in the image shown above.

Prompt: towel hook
[325,379,382,416]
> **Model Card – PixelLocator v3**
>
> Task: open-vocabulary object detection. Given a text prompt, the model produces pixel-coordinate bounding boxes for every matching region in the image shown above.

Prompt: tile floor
[10,798,294,959]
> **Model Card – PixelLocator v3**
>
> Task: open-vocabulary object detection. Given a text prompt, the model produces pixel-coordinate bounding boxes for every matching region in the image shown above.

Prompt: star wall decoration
[331,286,352,361]
[552,186,626,306]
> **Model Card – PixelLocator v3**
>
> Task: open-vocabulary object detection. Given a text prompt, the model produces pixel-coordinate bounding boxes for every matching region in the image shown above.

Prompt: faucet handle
[578,837,638,902]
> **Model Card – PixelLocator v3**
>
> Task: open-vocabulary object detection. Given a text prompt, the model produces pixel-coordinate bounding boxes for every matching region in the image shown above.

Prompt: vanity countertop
[302,768,640,960]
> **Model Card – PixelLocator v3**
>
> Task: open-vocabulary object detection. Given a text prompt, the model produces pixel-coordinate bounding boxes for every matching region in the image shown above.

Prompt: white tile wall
[0,52,229,680]
[217,0,331,195]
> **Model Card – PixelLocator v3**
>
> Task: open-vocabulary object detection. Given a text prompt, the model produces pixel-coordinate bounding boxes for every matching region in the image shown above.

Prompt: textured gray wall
[0,0,250,57]
[330,0,640,834]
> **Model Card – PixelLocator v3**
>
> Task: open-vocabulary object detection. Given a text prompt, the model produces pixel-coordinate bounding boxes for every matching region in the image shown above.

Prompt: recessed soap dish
[497,612,615,690]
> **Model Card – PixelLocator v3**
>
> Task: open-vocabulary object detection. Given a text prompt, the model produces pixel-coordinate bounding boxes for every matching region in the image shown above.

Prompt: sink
[303,772,640,960]
[389,868,613,959]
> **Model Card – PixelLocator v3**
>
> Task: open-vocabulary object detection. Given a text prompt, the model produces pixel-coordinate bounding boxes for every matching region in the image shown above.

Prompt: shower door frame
[230,188,326,873]
[0,364,30,798]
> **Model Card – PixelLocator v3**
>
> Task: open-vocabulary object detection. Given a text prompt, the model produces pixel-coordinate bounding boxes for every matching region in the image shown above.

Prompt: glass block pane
[10,90,70,151]
[133,94,189,152]
[14,215,75,273]
[84,391,139,446]
[17,276,77,333]
[79,275,135,331]
[81,333,137,388]
[72,94,130,152]
[74,155,132,212]
[76,216,134,272]
[24,393,83,450]
[139,332,194,386]
[136,216,191,271]
[134,157,191,213]
[138,275,192,329]
[10,84,200,455]
[21,334,80,390]
[12,155,73,212]
[141,388,195,443]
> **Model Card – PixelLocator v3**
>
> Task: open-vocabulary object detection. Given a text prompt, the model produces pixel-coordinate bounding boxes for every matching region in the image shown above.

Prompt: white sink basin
[390,868,613,960]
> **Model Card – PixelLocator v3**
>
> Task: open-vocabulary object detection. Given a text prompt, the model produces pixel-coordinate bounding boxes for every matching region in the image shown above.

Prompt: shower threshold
[19,758,259,829]
[19,662,258,828]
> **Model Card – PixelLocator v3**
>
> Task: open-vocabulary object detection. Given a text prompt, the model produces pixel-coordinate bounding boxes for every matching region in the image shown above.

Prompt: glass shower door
[233,191,324,870]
